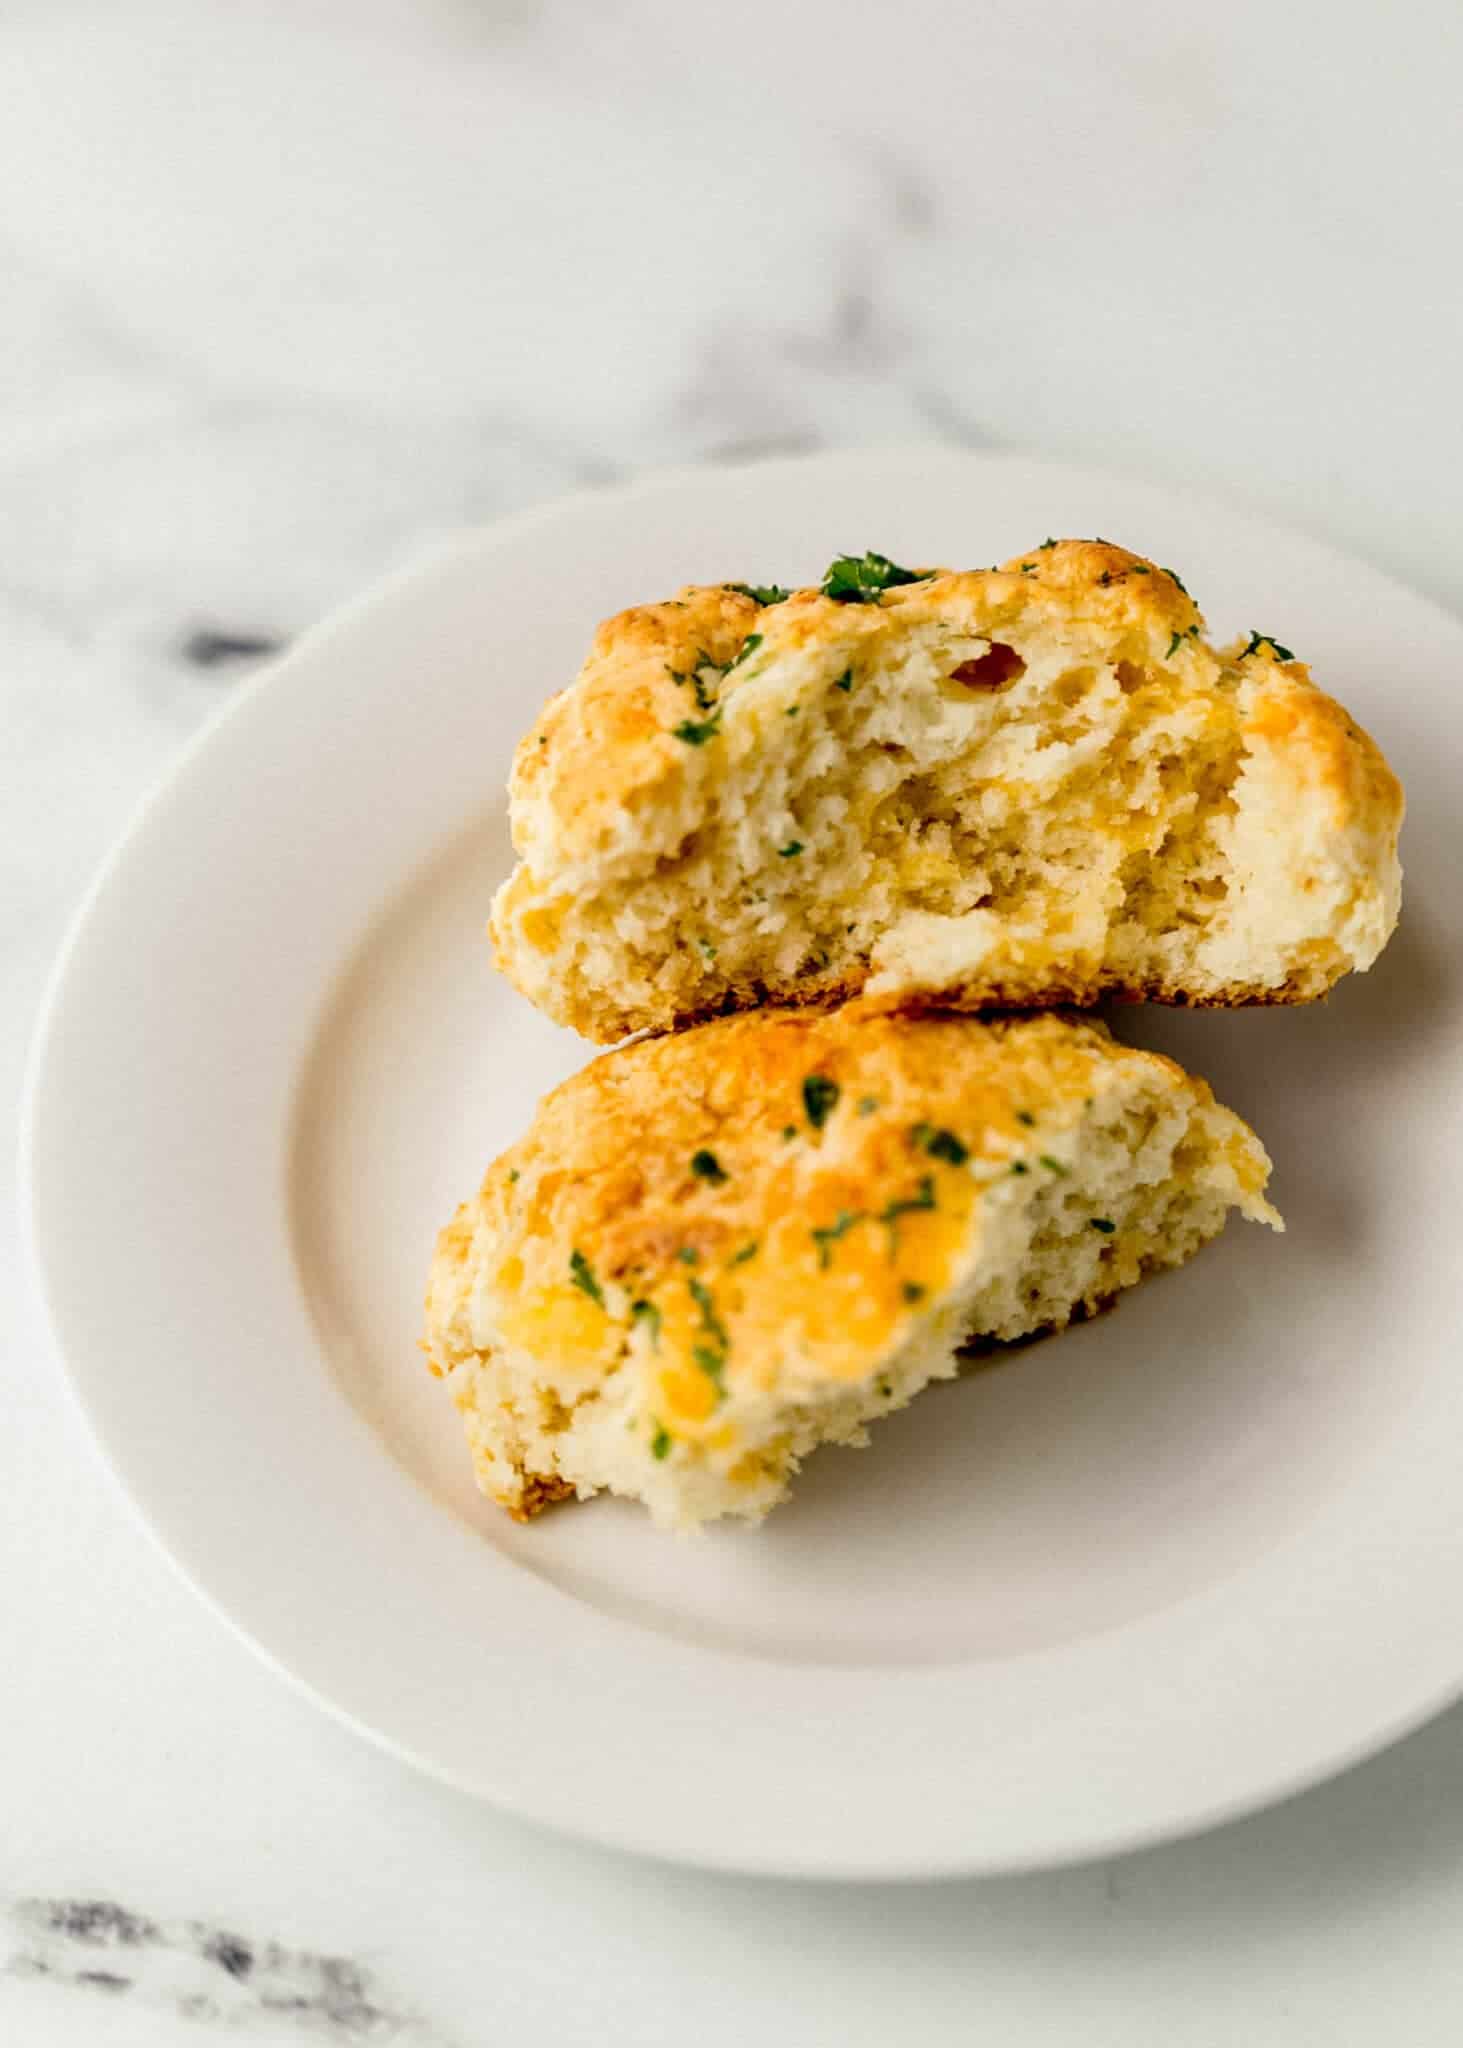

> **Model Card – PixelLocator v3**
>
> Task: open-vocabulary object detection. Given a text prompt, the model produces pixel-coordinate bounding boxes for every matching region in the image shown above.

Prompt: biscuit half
[491,541,1403,1042]
[424,1008,1279,1530]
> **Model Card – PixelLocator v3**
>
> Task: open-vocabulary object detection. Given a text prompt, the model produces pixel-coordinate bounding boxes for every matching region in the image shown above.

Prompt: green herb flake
[833,668,853,692]
[1039,1154,1070,1177]
[785,704,800,716]
[880,1175,937,1240]
[1020,561,1036,574]
[569,1249,604,1307]
[1161,566,1191,598]
[781,1124,798,1141]
[728,1240,759,1266]
[1010,1160,1029,1175]
[1015,1109,1035,1127]
[688,1276,729,1351]
[1090,1218,1117,1234]
[672,709,723,746]
[677,1245,700,1266]
[686,1276,730,1395]
[910,1121,969,1166]
[651,1425,673,1460]
[802,1073,841,1129]
[507,1168,520,1183]
[1098,570,1113,587]
[821,551,925,604]
[1038,537,1058,550]
[778,840,804,858]
[901,1283,927,1306]
[1243,630,1296,662]
[811,1209,867,1269]
[725,583,790,606]
[876,1376,894,1399]
[1166,631,1184,658]
[667,659,719,710]
[1129,564,1150,575]
[690,1149,728,1185]
[727,631,763,671]
[697,936,718,960]
[537,733,547,746]
[631,1299,662,1347]
[692,1345,726,1388]
[857,1095,880,1116]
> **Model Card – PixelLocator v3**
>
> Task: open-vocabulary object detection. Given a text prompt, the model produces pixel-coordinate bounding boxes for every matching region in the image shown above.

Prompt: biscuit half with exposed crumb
[423,1008,1279,1530]
[491,541,1403,1042]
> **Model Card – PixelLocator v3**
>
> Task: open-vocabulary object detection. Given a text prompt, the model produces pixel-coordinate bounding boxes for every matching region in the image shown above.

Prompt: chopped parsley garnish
[778,840,804,858]
[910,1122,969,1166]
[785,704,800,716]
[729,1240,759,1266]
[651,1425,673,1460]
[857,1095,880,1116]
[672,708,723,746]
[667,658,719,710]
[821,551,925,604]
[726,583,790,605]
[833,668,853,692]
[698,936,718,959]
[727,631,763,671]
[1090,1218,1117,1234]
[1129,564,1150,575]
[687,1276,729,1393]
[1039,1154,1070,1176]
[880,1175,937,1237]
[631,1299,662,1346]
[692,1345,726,1388]
[676,1245,700,1265]
[1011,1160,1029,1175]
[688,1276,728,1350]
[569,1249,604,1307]
[1039,537,1058,550]
[811,1209,866,1269]
[1243,630,1296,662]
[507,1168,520,1183]
[1015,1110,1035,1127]
[781,1124,798,1141]
[690,1149,728,1185]
[1166,631,1184,658]
[902,1282,927,1304]
[1161,566,1190,598]
[803,1073,840,1129]
[1097,570,1113,587]
[1020,561,1036,573]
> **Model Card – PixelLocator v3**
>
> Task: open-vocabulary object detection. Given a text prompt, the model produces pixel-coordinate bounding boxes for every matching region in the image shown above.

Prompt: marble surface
[5,1,1463,2040]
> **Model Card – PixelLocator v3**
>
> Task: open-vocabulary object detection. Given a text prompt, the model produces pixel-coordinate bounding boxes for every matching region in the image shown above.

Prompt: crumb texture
[491,540,1403,1042]
[424,1008,1280,1529]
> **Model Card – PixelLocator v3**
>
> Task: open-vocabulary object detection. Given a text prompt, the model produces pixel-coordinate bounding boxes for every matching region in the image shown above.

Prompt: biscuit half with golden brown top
[491,541,1403,1042]
[424,1007,1279,1529]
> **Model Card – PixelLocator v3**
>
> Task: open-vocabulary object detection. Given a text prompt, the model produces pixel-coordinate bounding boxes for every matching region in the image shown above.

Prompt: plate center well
[289,809,1393,1670]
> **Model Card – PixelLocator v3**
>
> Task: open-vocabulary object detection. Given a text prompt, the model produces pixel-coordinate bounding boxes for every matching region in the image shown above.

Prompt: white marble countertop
[6,1,1463,2041]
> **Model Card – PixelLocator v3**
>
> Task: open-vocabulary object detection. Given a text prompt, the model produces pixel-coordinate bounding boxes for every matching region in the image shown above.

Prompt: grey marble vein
[5,1896,458,2043]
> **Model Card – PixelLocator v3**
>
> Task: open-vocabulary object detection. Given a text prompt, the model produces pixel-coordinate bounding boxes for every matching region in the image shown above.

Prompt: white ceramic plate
[23,450,1463,1879]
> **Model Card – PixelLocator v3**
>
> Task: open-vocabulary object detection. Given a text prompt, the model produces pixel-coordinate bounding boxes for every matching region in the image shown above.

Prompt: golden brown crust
[506,540,1202,867]
[493,537,1403,1039]
[430,1011,1231,1392]
[508,1473,578,1522]
[424,1005,1277,1523]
